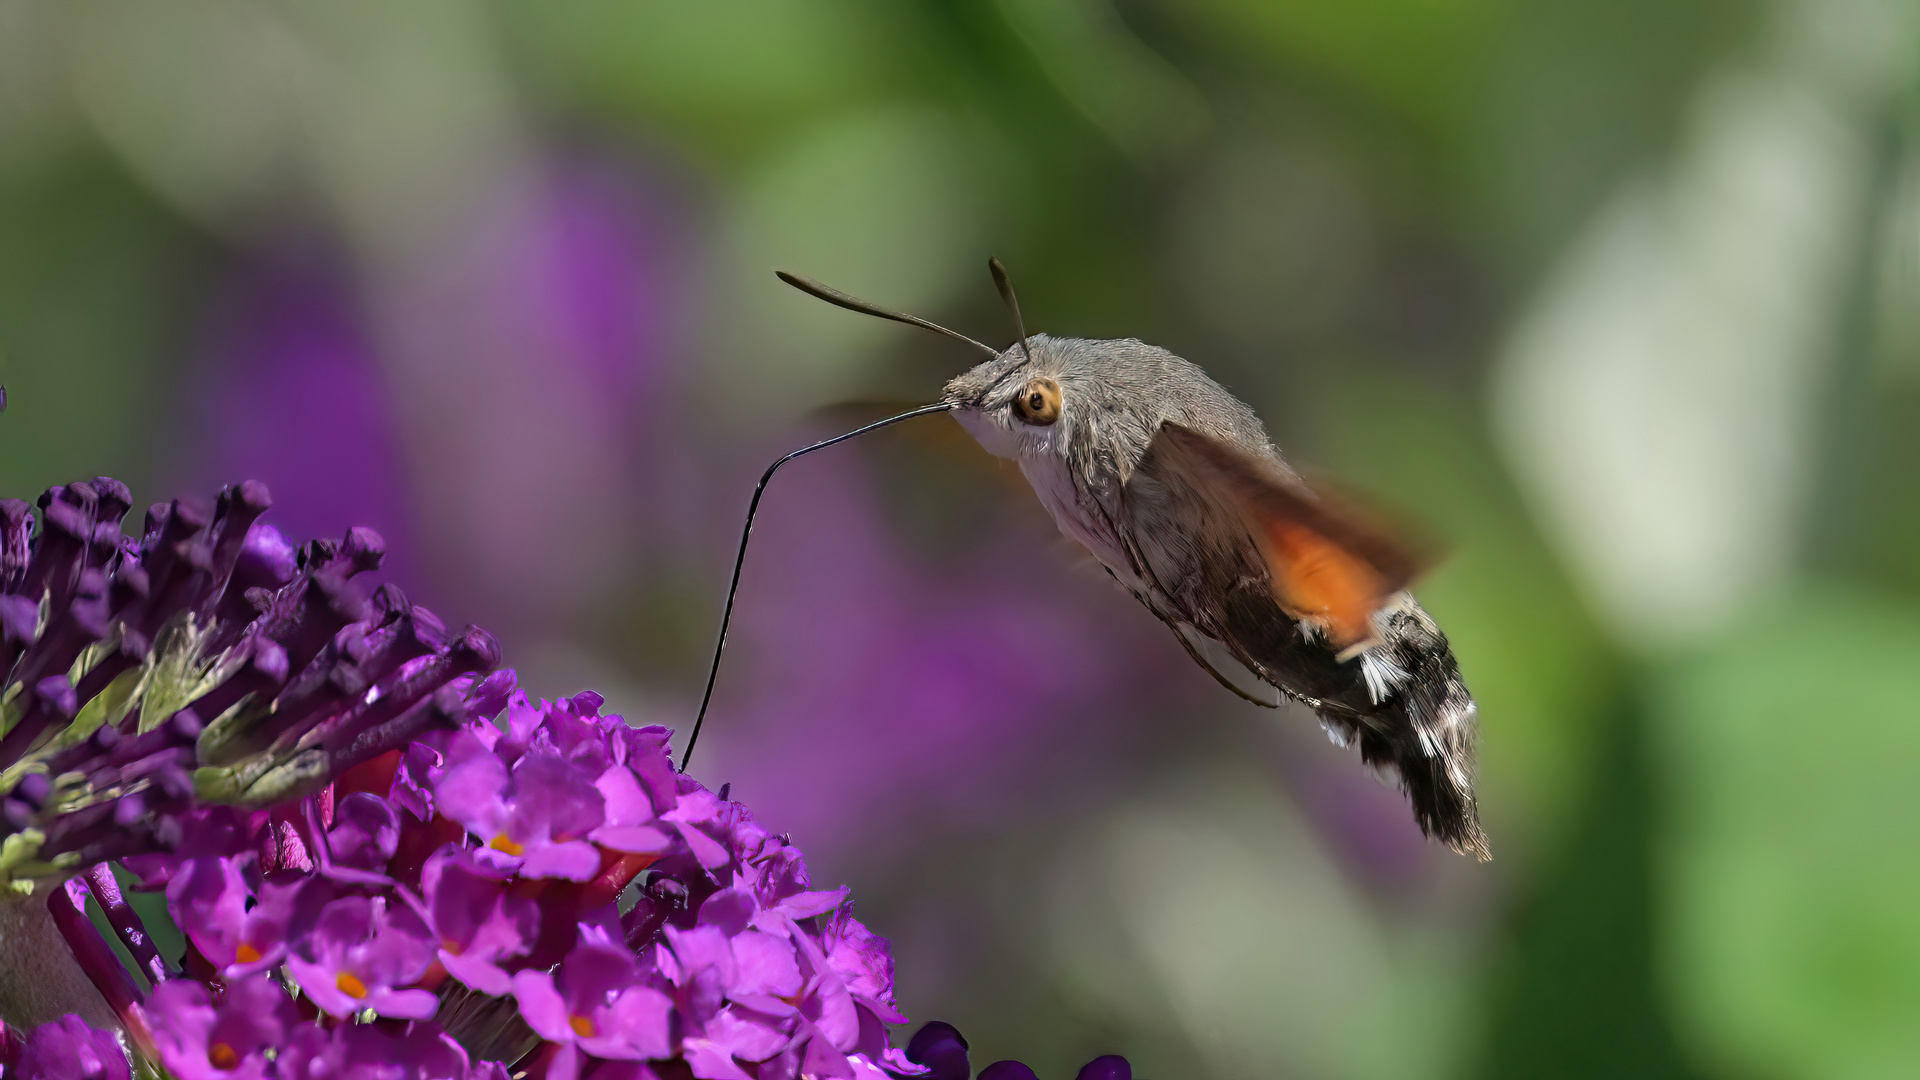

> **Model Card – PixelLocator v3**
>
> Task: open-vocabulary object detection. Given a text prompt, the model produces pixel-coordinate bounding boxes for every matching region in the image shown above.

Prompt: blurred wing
[1150,422,1427,653]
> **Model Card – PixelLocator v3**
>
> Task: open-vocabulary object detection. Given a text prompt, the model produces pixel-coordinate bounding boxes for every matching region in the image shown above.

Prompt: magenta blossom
[511,926,674,1080]
[285,894,438,1020]
[9,1014,132,1080]
[142,976,298,1080]
[420,846,538,996]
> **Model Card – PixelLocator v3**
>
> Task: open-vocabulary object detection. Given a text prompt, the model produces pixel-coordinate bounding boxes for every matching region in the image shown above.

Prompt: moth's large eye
[1011,376,1062,425]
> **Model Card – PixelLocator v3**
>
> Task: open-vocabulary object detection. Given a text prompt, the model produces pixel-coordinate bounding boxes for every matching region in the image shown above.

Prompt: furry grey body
[945,334,1487,857]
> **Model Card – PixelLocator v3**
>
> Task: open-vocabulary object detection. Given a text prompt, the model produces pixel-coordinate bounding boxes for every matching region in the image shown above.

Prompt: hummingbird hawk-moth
[684,261,1487,861]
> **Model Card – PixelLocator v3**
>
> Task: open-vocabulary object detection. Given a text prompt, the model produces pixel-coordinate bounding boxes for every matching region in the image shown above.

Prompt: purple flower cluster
[5,680,925,1080]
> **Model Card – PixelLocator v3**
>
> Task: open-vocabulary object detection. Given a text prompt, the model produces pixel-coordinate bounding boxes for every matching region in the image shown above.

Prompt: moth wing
[1147,422,1428,653]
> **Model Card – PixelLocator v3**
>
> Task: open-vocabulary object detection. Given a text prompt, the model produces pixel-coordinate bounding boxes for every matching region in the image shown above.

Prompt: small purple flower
[436,736,606,881]
[12,1014,130,1080]
[822,907,904,1024]
[141,976,296,1080]
[165,857,328,978]
[285,894,438,1019]
[511,926,673,1079]
[421,845,539,996]
[978,1064,1039,1080]
[586,763,675,856]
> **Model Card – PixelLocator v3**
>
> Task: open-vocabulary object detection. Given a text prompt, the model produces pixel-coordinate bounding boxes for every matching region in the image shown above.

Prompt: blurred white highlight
[1493,69,1870,650]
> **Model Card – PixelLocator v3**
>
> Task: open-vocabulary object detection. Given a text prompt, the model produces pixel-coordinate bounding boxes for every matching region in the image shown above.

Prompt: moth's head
[776,258,1090,464]
[940,335,1074,461]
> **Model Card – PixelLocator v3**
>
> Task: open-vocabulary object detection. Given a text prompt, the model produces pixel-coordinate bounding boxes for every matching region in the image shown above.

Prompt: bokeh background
[3,0,1918,1076]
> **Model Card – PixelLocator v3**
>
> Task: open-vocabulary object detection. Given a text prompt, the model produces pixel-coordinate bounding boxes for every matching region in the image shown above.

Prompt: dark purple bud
[453,626,502,673]
[0,674,81,761]
[326,685,471,777]
[21,495,87,606]
[0,594,34,643]
[1074,1057,1132,1080]
[185,635,290,725]
[906,1022,971,1080]
[113,793,148,827]
[198,480,273,618]
[76,708,197,782]
[0,593,36,677]
[2,799,33,831]
[36,675,78,720]
[109,558,150,610]
[167,708,206,742]
[371,583,410,622]
[64,569,113,640]
[980,1064,1041,1080]
[92,477,132,522]
[57,481,97,511]
[465,669,517,719]
[127,496,216,640]
[346,610,444,683]
[341,526,385,574]
[148,762,196,802]
[9,569,111,694]
[298,537,335,569]
[39,802,113,855]
[15,772,50,809]
[205,646,366,764]
[235,524,297,588]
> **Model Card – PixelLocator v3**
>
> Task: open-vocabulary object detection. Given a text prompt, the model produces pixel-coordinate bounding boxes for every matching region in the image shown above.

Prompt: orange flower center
[489,832,525,856]
[235,943,261,963]
[442,937,465,956]
[209,1043,239,1070]
[570,1015,596,1038]
[336,972,369,999]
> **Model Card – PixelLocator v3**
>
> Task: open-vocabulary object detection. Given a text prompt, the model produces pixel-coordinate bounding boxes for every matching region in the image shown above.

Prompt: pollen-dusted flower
[436,733,606,881]
[141,975,298,1080]
[164,856,324,978]
[510,924,674,1080]
[285,893,439,1019]
[420,845,538,996]
[6,1013,132,1080]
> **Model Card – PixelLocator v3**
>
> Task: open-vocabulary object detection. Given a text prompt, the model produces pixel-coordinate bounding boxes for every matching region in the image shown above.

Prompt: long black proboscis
[680,402,956,772]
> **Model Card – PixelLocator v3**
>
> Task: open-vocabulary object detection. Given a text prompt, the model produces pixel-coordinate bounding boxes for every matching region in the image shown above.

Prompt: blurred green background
[3,0,1919,1077]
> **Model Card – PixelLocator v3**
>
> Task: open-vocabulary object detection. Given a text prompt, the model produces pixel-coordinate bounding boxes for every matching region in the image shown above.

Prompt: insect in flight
[683,260,1486,861]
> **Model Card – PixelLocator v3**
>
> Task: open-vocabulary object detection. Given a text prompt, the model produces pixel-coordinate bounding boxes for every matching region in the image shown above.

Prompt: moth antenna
[987,257,1032,362]
[776,271,999,359]
[680,401,956,773]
